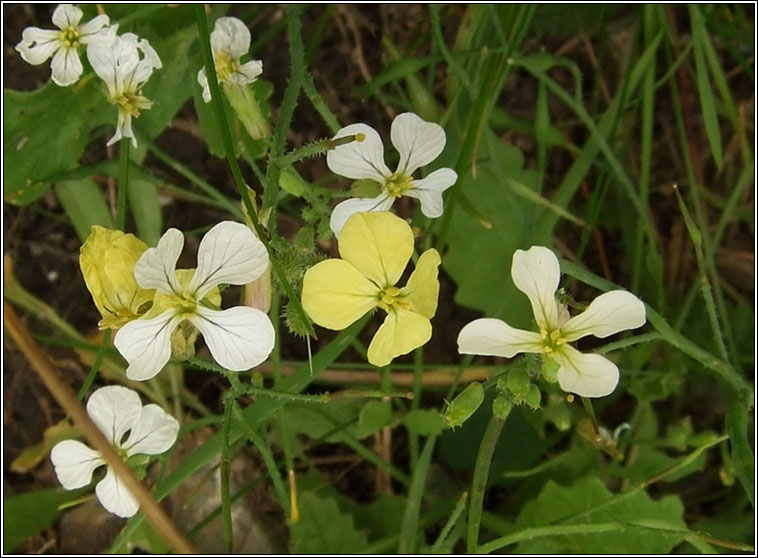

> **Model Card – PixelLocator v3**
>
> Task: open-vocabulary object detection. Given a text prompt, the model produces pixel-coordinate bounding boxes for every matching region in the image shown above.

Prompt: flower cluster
[15,3,161,146]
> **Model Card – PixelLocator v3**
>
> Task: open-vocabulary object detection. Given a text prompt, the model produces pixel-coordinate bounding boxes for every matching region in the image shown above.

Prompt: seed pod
[443,382,484,428]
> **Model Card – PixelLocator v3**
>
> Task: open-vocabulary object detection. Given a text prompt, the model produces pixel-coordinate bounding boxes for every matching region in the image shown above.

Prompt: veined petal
[86,385,142,445]
[329,194,394,236]
[78,14,111,38]
[404,168,457,218]
[457,318,543,358]
[211,17,251,58]
[134,228,183,295]
[511,246,561,331]
[50,46,83,86]
[327,123,391,182]
[302,259,378,330]
[562,290,647,341]
[86,41,117,91]
[400,248,441,319]
[123,404,179,456]
[132,37,162,86]
[236,59,263,83]
[114,310,181,381]
[553,345,619,398]
[50,440,104,490]
[95,468,140,518]
[52,4,83,30]
[15,28,60,65]
[190,306,275,371]
[367,308,431,367]
[390,112,446,176]
[197,68,212,103]
[338,211,414,288]
[188,221,269,299]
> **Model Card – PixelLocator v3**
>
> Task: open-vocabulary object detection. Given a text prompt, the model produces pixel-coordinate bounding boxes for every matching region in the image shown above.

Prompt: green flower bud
[507,368,532,397]
[492,395,514,421]
[443,382,484,428]
[541,356,560,383]
[524,384,542,410]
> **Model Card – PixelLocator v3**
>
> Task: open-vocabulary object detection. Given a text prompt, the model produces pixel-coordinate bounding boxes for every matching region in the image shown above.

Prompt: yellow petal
[79,226,154,329]
[338,212,413,288]
[367,308,431,367]
[302,259,379,330]
[400,248,441,319]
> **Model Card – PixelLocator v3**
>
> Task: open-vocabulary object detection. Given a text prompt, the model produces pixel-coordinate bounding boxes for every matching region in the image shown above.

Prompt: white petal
[78,15,111,38]
[211,17,251,58]
[190,306,275,372]
[236,59,262,83]
[108,108,137,148]
[114,310,181,381]
[329,194,394,236]
[197,68,212,103]
[390,112,446,176]
[86,385,142,445]
[553,345,619,398]
[123,405,179,456]
[134,228,183,295]
[50,46,83,86]
[457,318,542,358]
[131,38,161,86]
[188,221,269,299]
[15,28,61,65]
[326,123,391,181]
[404,168,457,218]
[95,468,140,518]
[52,4,83,30]
[50,440,104,490]
[562,290,647,341]
[511,246,561,331]
[86,41,117,91]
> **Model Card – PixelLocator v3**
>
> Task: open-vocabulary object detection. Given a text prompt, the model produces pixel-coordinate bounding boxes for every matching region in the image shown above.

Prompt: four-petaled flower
[50,386,179,518]
[114,221,276,381]
[326,112,458,235]
[87,32,162,147]
[302,211,441,367]
[457,246,646,398]
[15,3,116,87]
[197,16,263,103]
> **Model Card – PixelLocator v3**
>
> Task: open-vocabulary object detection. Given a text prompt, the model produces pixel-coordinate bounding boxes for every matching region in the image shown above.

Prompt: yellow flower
[79,226,154,330]
[302,212,441,367]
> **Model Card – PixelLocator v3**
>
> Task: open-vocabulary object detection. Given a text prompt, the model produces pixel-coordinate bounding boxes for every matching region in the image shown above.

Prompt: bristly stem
[194,5,315,338]
[117,138,130,230]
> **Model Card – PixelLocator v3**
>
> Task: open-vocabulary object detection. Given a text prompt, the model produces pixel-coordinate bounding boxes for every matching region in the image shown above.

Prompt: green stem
[117,139,130,231]
[467,412,508,553]
[430,491,469,553]
[194,5,315,338]
[220,396,234,552]
[76,329,112,401]
[398,435,438,553]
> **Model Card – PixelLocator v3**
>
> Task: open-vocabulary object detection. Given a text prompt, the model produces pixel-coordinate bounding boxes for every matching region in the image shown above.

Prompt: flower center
[214,50,239,81]
[115,92,143,117]
[386,174,413,198]
[173,291,198,316]
[377,286,410,312]
[58,26,81,48]
[540,328,567,354]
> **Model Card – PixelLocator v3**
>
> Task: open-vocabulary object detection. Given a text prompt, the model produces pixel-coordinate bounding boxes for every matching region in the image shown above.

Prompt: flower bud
[79,226,154,329]
[443,382,484,428]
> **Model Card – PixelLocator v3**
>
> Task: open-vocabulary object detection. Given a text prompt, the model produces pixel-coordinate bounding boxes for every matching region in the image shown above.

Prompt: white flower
[50,385,179,518]
[457,246,646,398]
[15,4,116,87]
[87,32,162,147]
[197,16,263,103]
[114,221,276,381]
[326,112,458,235]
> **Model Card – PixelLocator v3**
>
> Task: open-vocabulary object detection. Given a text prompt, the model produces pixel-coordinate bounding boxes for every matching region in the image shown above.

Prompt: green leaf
[403,409,446,436]
[290,492,369,553]
[444,132,550,326]
[55,178,114,241]
[3,487,87,553]
[127,178,162,246]
[514,477,688,553]
[3,80,112,205]
[355,400,393,438]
